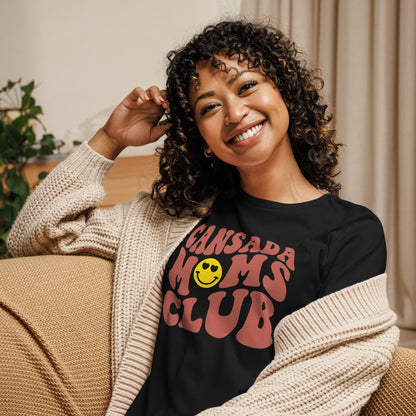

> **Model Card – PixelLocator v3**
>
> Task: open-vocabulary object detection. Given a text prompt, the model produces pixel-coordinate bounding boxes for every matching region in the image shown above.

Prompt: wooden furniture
[24,154,159,208]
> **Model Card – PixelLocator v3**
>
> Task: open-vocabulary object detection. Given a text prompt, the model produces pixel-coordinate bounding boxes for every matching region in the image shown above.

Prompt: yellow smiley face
[193,258,223,288]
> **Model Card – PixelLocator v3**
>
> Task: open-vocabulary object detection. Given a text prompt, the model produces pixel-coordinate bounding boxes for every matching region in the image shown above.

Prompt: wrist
[88,128,126,160]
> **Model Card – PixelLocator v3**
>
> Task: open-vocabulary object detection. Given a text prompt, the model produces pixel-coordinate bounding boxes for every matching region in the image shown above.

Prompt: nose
[224,96,248,125]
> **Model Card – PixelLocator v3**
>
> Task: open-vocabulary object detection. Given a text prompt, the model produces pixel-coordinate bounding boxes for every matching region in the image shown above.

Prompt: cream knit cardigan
[8,143,399,416]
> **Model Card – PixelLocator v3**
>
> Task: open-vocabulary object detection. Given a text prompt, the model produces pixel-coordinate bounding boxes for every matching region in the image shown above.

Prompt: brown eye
[200,103,219,116]
[238,81,257,94]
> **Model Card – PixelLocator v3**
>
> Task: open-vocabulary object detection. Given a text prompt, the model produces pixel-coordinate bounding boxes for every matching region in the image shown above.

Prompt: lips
[227,121,265,144]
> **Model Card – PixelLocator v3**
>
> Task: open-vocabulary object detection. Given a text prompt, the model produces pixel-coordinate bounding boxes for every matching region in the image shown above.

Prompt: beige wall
[0,0,241,156]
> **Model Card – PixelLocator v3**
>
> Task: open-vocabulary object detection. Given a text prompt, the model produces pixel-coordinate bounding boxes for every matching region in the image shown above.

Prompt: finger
[147,86,164,105]
[132,87,150,103]
[149,121,173,143]
[127,87,143,100]
[160,90,170,109]
[147,86,170,108]
[137,89,151,103]
[125,87,150,107]
[160,90,168,100]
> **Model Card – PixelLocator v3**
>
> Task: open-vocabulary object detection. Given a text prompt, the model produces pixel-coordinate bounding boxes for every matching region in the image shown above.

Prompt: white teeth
[231,123,263,143]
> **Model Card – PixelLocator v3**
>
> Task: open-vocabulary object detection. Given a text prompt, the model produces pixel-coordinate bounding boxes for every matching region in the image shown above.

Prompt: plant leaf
[21,80,36,109]
[0,222,11,257]
[25,147,39,159]
[22,95,36,109]
[5,195,26,212]
[3,80,17,93]
[1,228,10,242]
[21,80,35,97]
[0,132,7,151]
[40,133,56,155]
[24,126,36,143]
[6,172,29,198]
[12,114,30,131]
[4,124,24,147]
[28,105,43,117]
[2,148,20,158]
[38,171,49,180]
[0,238,7,255]
[0,205,17,227]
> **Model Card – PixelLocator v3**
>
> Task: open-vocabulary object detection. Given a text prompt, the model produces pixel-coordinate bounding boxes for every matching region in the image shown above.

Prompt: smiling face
[193,258,223,288]
[188,55,291,175]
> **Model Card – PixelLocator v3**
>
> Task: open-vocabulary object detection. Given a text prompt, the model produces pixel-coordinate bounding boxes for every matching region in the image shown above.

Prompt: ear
[203,144,213,158]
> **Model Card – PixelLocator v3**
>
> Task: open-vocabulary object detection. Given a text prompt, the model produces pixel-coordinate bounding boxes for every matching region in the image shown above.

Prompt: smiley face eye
[202,262,210,269]
[211,265,218,272]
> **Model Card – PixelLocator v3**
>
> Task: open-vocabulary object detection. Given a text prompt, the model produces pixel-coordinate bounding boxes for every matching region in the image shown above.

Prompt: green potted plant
[0,79,57,257]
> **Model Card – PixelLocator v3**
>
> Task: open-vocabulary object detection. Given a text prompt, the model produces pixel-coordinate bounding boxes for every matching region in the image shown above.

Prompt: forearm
[88,127,126,160]
[198,327,398,415]
[7,142,125,258]
[197,275,399,416]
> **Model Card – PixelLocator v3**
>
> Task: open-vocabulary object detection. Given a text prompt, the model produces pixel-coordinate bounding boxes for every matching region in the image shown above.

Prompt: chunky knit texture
[361,346,416,415]
[7,143,199,384]
[0,255,114,416]
[7,143,399,416]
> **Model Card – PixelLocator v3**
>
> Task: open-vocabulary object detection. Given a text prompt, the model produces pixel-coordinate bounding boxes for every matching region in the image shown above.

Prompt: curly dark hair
[152,20,341,217]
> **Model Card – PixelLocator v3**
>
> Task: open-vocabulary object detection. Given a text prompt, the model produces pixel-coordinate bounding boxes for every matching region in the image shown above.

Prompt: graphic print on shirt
[163,224,295,349]
[194,258,223,288]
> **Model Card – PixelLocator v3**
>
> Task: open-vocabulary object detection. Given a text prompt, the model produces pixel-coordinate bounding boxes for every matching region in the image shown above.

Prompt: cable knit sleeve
[7,142,129,260]
[196,274,399,416]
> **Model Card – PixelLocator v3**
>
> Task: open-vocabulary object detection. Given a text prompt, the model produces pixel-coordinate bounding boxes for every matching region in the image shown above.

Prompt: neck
[238,141,322,203]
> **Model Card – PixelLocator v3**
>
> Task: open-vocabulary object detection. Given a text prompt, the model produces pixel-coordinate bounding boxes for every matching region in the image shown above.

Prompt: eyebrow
[193,91,215,110]
[192,70,251,110]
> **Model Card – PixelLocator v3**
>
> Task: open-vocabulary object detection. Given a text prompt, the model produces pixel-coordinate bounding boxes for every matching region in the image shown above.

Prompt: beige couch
[0,255,415,416]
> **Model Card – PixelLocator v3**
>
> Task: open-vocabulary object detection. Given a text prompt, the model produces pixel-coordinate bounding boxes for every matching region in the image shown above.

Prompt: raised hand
[89,86,172,159]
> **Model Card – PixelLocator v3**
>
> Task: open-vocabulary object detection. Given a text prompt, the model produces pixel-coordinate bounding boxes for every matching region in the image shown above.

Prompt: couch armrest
[0,255,114,416]
[360,346,416,415]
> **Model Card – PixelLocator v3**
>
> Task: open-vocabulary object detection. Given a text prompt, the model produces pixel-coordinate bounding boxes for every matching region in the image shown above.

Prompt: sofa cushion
[0,255,114,416]
[360,346,416,415]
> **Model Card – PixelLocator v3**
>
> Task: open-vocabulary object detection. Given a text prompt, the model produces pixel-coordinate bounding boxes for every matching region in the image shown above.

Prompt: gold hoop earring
[204,148,213,158]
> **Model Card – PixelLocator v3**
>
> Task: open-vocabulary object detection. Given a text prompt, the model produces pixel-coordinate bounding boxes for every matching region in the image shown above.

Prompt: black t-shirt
[126,192,386,416]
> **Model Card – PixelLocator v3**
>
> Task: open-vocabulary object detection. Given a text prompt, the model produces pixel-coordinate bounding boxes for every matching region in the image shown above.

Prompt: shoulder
[327,194,380,219]
[130,192,179,223]
[325,196,386,257]
[318,196,387,295]
[326,195,385,237]
[129,191,201,233]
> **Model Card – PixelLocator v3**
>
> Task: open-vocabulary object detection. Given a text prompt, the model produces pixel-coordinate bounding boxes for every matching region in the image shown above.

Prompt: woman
[8,20,398,416]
